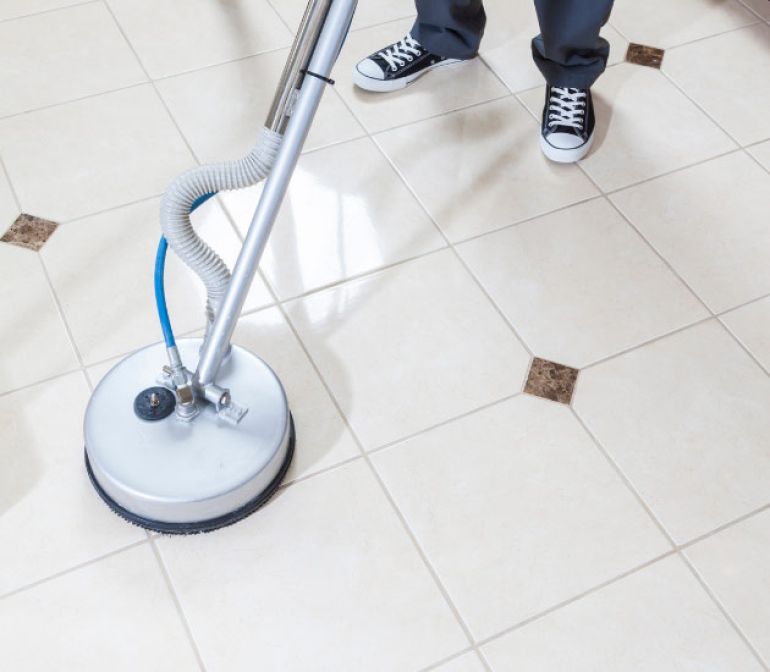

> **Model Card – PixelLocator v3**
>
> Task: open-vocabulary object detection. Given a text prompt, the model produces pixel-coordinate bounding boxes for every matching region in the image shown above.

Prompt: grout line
[578,315,713,372]
[572,407,770,669]
[419,647,477,672]
[661,19,762,53]
[571,408,677,546]
[367,91,513,137]
[366,391,524,458]
[679,502,770,552]
[474,549,677,648]
[59,191,165,224]
[234,139,488,654]
[267,288,485,659]
[367,132,536,360]
[0,539,149,603]
[0,0,98,25]
[100,1,200,166]
[513,57,770,654]
[0,365,84,401]
[714,317,770,378]
[148,538,208,672]
[278,453,364,489]
[737,0,770,22]
[681,554,770,670]
[0,81,149,124]
[601,146,742,196]
[36,254,88,369]
[0,153,23,211]
[717,290,770,318]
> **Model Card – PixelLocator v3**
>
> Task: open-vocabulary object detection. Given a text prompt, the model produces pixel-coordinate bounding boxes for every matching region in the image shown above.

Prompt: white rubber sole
[352,58,464,93]
[539,131,594,163]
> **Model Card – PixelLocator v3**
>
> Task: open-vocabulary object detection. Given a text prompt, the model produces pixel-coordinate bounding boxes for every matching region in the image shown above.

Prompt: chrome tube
[266,0,333,134]
[195,0,358,389]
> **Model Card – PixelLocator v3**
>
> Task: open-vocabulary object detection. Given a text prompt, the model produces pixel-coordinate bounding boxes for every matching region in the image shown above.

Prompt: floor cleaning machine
[83,0,357,533]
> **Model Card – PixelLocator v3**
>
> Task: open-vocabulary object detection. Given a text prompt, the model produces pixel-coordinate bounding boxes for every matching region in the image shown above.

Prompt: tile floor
[0,0,769,670]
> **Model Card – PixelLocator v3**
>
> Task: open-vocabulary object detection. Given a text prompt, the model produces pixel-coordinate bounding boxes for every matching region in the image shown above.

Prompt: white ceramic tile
[0,544,199,670]
[482,555,763,672]
[519,63,736,192]
[0,86,194,222]
[221,137,445,299]
[748,139,770,170]
[231,307,360,481]
[0,373,145,595]
[739,0,770,20]
[721,296,770,371]
[159,460,467,671]
[457,198,706,367]
[373,395,669,640]
[0,162,17,229]
[0,0,87,21]
[272,0,415,32]
[0,3,145,117]
[157,49,364,162]
[575,320,770,543]
[434,652,486,672]
[687,509,770,665]
[334,18,509,133]
[376,97,598,242]
[480,0,628,93]
[105,0,292,78]
[0,245,79,394]
[664,24,770,146]
[41,197,272,365]
[285,249,530,449]
[610,0,757,49]
[612,152,770,313]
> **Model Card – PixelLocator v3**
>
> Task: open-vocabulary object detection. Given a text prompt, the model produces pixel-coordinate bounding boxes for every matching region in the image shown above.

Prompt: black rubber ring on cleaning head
[84,416,295,535]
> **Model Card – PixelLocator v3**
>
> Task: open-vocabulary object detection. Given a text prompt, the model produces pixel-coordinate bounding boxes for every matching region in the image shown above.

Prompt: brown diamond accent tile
[1,213,59,251]
[626,43,665,69]
[524,357,579,405]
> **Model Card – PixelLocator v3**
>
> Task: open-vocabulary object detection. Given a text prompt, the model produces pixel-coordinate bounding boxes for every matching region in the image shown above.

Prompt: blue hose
[155,192,217,348]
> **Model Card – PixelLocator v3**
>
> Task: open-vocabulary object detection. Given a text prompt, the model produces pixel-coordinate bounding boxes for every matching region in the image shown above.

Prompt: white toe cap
[355,58,385,80]
[544,132,586,150]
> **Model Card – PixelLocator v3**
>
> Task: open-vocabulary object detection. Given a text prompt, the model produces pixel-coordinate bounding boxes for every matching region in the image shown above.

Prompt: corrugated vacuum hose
[83,0,358,534]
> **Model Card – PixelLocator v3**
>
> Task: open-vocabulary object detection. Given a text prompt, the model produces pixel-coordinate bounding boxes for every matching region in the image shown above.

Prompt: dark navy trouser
[411,0,615,88]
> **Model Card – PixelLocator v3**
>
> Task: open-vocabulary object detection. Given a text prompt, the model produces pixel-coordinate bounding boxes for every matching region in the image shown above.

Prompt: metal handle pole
[195,0,357,389]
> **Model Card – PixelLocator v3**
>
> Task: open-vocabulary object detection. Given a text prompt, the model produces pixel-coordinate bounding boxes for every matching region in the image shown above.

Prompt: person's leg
[533,0,614,163]
[352,0,483,92]
[531,0,614,88]
[412,0,486,60]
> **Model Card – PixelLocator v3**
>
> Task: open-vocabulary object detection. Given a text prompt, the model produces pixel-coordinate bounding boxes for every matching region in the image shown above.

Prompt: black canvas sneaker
[353,33,464,92]
[540,86,596,163]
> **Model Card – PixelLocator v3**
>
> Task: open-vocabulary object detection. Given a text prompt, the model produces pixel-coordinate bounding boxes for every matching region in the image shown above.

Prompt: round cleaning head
[84,339,294,534]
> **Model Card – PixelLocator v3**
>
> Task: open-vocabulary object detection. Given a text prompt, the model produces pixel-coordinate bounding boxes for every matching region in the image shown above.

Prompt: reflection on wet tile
[626,43,665,68]
[525,358,579,405]
[220,137,445,300]
[1,214,58,252]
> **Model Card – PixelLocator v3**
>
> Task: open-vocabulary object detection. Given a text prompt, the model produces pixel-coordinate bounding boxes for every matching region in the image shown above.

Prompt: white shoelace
[378,34,422,71]
[548,87,586,130]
